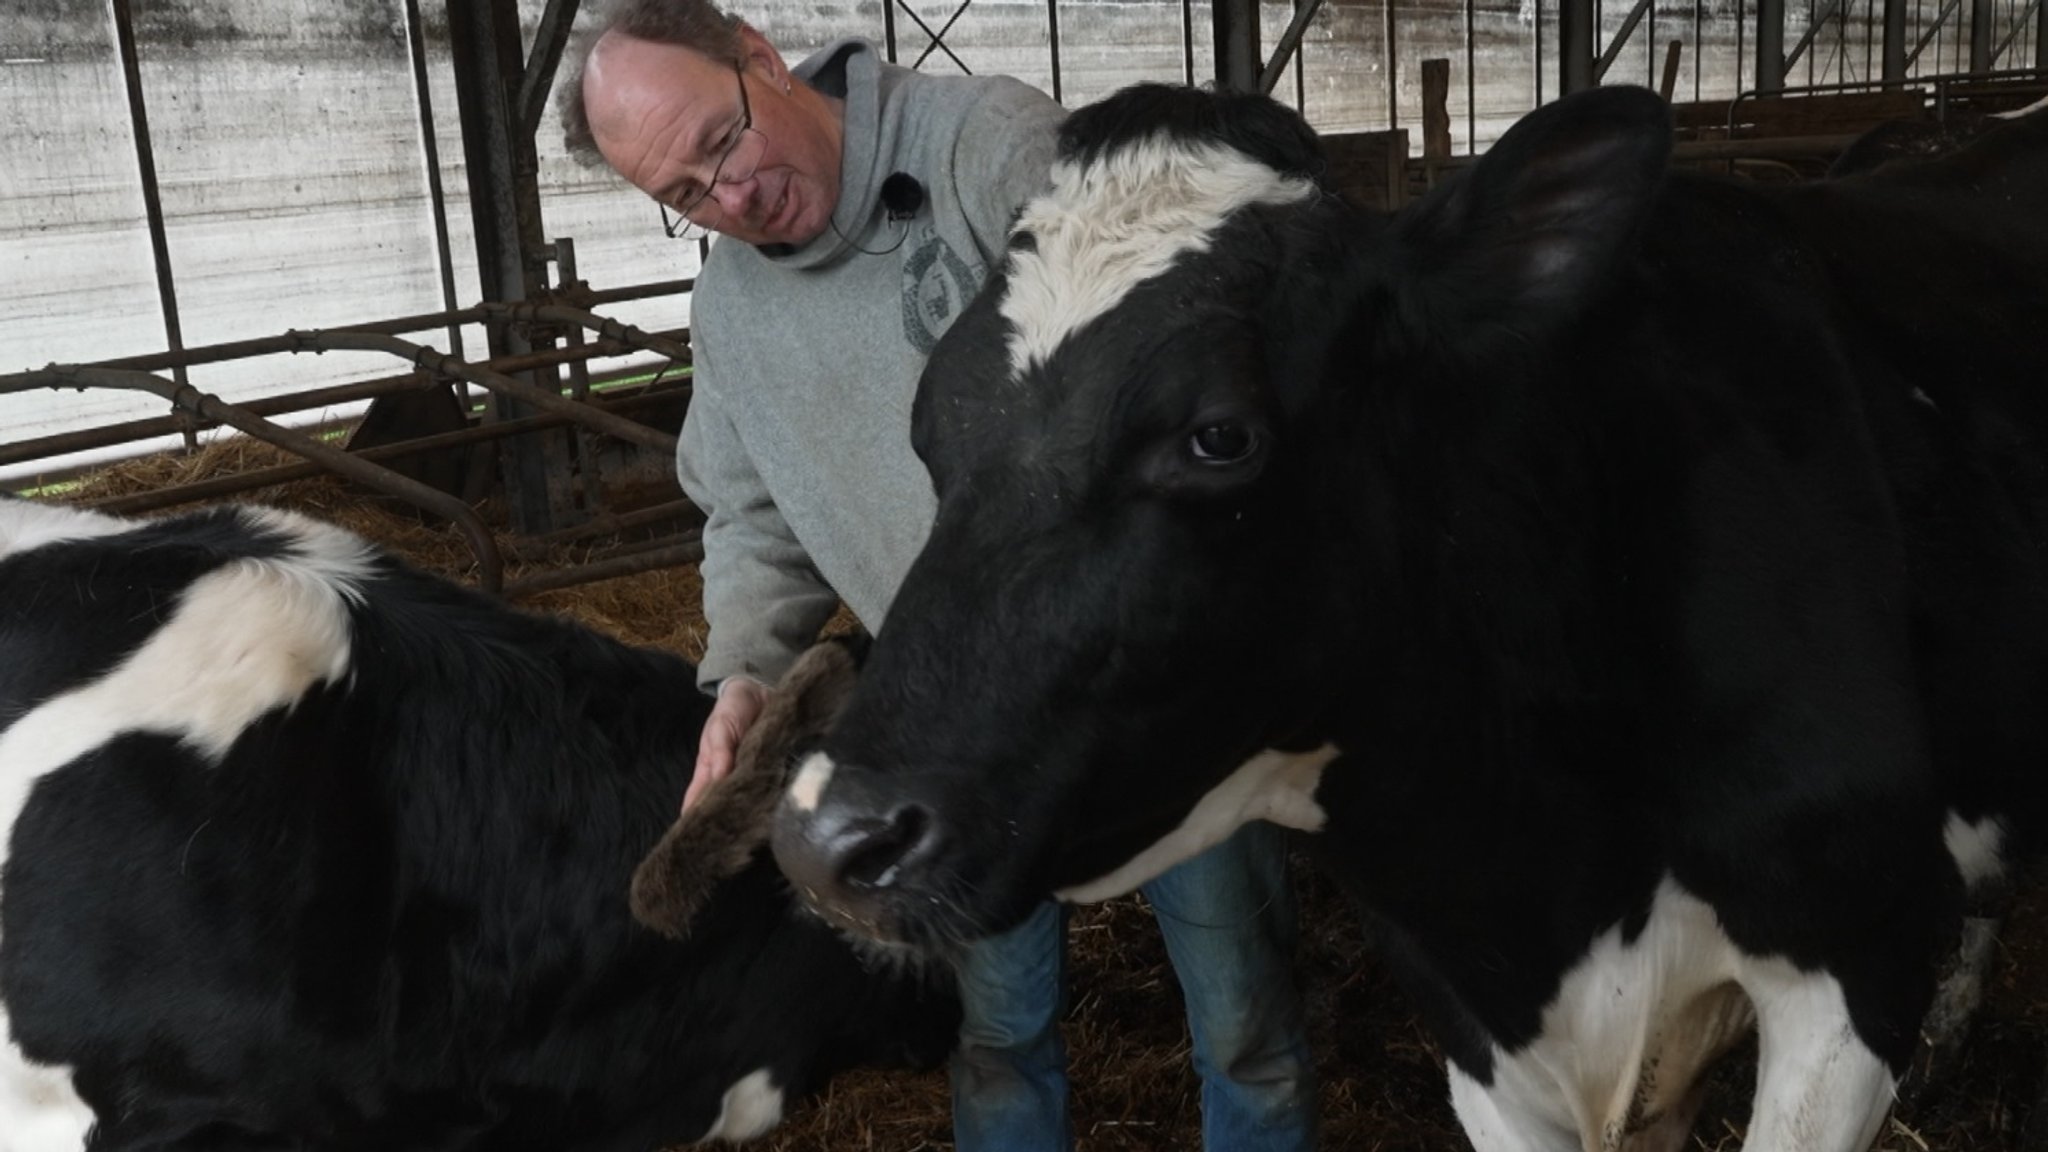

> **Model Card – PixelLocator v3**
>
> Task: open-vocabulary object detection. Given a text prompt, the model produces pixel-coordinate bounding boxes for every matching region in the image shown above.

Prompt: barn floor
[45,443,2048,1152]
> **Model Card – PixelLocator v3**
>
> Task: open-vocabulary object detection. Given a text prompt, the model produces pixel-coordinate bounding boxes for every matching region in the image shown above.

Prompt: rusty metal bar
[404,0,467,359]
[1784,0,1847,74]
[18,366,503,590]
[519,0,581,141]
[80,391,684,517]
[1594,0,1658,80]
[506,498,702,557]
[502,538,705,599]
[1908,0,1967,66]
[1260,0,1331,94]
[1989,0,2044,63]
[1,283,694,380]
[902,0,977,73]
[487,303,693,364]
[287,329,678,453]
[0,330,687,467]
[1215,0,1260,91]
[110,0,189,397]
[1048,0,1063,103]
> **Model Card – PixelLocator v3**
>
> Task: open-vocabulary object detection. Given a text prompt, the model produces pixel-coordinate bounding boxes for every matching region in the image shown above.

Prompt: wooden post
[1422,59,1452,170]
[1659,40,1683,102]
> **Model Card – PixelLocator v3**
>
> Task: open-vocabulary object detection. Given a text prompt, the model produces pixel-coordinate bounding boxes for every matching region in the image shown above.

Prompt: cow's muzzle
[771,758,948,945]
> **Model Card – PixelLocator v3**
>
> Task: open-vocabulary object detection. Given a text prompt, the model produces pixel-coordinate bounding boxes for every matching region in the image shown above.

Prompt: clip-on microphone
[831,172,926,255]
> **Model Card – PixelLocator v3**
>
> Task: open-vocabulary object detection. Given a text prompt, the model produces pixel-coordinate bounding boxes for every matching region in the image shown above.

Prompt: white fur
[788,753,834,814]
[0,1011,94,1152]
[1943,811,2005,889]
[1992,94,2048,119]
[0,506,374,1152]
[1054,744,1335,904]
[1450,879,1893,1152]
[1741,955,1895,1151]
[1000,138,1315,376]
[697,1067,783,1143]
[0,500,132,560]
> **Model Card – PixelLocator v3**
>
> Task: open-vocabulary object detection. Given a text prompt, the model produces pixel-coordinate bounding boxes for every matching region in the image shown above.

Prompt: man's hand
[685,677,771,813]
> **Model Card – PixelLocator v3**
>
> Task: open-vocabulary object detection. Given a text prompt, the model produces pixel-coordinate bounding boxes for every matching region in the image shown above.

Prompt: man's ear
[1390,85,1672,358]
[736,24,784,84]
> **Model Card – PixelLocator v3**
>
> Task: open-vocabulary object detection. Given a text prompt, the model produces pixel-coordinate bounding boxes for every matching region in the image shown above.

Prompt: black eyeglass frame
[660,58,755,239]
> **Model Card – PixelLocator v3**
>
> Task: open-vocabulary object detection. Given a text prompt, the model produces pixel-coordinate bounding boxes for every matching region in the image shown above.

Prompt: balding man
[562,6,1317,1148]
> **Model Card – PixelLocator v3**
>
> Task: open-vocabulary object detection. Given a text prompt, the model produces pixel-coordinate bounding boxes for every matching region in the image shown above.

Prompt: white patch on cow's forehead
[1000,137,1315,377]
[1054,743,1336,905]
[788,753,835,814]
[0,499,133,561]
[699,1066,784,1143]
[0,1015,94,1152]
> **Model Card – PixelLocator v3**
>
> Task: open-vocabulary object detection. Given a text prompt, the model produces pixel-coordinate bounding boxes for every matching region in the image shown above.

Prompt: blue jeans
[950,822,1316,1152]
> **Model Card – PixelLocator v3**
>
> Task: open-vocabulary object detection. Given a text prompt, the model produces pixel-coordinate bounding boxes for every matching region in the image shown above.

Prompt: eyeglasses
[660,59,766,241]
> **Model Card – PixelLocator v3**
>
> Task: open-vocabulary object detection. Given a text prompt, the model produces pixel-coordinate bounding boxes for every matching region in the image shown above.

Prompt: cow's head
[770,83,1672,950]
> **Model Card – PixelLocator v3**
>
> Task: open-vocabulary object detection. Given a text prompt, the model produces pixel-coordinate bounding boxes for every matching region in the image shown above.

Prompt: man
[561,5,1316,1147]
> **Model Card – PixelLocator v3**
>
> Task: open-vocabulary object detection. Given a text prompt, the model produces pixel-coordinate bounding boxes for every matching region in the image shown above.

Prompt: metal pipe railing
[1,328,689,468]
[284,329,679,454]
[16,365,505,591]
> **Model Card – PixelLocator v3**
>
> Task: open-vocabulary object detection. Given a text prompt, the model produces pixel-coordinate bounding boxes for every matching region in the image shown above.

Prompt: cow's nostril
[835,804,936,891]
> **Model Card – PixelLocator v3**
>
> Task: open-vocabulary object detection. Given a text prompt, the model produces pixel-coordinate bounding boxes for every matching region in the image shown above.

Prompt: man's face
[584,29,843,247]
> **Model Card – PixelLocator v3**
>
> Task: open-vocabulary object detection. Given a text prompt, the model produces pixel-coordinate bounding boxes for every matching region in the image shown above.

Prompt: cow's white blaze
[1943,810,2005,888]
[0,499,132,560]
[1054,744,1336,904]
[788,753,835,814]
[698,1066,783,1143]
[0,1014,94,1152]
[1000,138,1315,377]
[0,509,373,1150]
[1449,879,1894,1152]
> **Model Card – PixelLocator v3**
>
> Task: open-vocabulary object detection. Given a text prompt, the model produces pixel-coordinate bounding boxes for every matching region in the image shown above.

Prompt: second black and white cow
[770,84,2048,1151]
[0,498,954,1152]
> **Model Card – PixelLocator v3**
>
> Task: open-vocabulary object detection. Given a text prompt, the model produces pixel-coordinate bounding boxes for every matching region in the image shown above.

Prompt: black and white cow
[0,498,954,1152]
[769,83,2048,1151]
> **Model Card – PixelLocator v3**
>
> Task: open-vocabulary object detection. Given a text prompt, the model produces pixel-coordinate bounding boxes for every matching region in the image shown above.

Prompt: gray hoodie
[676,39,1065,690]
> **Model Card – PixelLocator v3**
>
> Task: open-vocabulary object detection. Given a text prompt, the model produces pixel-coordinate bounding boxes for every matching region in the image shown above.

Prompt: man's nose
[709,173,762,219]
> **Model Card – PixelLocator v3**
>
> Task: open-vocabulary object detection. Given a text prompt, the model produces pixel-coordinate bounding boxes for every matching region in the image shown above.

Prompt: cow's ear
[1389,85,1670,352]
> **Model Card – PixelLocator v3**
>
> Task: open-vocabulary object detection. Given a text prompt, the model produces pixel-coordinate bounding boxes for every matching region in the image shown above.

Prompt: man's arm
[676,380,842,694]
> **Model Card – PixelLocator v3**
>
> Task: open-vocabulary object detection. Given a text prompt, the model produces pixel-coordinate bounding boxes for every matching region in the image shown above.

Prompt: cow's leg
[1737,960,1894,1152]
[1447,1063,1582,1152]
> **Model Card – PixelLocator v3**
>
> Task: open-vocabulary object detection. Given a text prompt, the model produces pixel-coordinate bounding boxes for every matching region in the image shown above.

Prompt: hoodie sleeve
[674,336,843,694]
[952,77,1067,266]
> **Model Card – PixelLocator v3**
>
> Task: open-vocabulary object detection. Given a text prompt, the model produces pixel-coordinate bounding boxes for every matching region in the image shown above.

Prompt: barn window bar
[1987,0,2044,64]
[109,0,190,410]
[1182,0,1197,86]
[1258,0,1330,94]
[1048,0,1063,104]
[403,0,466,362]
[1592,0,1659,83]
[900,0,977,73]
[1465,0,1477,153]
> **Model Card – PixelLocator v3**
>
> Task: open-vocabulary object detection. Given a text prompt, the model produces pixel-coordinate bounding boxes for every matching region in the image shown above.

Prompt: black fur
[0,506,957,1151]
[779,79,2048,1127]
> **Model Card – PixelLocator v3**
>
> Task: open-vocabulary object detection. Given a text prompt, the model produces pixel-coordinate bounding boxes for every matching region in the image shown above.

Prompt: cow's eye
[1189,422,1258,464]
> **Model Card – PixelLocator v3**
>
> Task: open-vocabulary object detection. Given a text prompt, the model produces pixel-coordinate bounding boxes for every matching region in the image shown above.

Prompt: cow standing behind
[0,498,954,1152]
[768,85,2048,1151]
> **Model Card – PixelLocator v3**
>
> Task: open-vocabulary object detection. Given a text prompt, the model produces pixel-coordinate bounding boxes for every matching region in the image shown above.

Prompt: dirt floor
[44,443,2048,1151]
